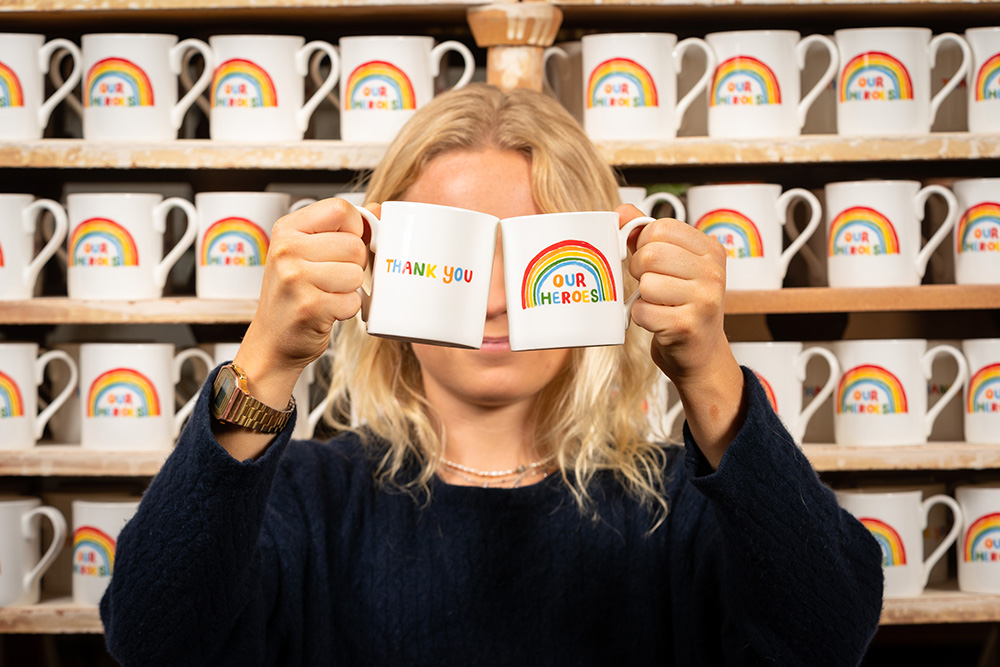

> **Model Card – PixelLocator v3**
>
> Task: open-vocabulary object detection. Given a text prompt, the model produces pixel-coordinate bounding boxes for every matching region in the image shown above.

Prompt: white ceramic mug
[965,27,1000,133]
[338,36,475,142]
[824,180,957,288]
[581,32,714,142]
[351,201,499,349]
[500,211,653,351]
[952,178,1000,285]
[0,342,77,449]
[834,28,970,136]
[618,187,686,220]
[0,194,68,300]
[66,192,197,300]
[832,339,968,446]
[209,35,339,142]
[71,498,140,606]
[0,33,81,140]
[956,483,1000,593]
[195,192,313,299]
[730,341,840,444]
[687,183,822,291]
[79,342,213,449]
[964,338,1000,445]
[705,30,838,138]
[81,33,213,141]
[837,489,962,598]
[0,496,67,607]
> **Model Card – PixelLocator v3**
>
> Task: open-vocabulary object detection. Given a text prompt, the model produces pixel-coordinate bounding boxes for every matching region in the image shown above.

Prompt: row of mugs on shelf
[0,32,473,143]
[0,341,334,449]
[0,493,139,607]
[835,483,1000,598]
[556,27,1000,140]
[3,27,999,144]
[649,338,1000,447]
[2,337,998,450]
[0,176,995,309]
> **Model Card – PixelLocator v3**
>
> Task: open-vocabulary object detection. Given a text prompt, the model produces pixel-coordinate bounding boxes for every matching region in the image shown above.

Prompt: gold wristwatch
[211,363,295,433]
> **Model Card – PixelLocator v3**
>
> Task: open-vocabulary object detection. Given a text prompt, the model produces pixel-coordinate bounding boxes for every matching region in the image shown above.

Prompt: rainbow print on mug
[827,207,900,258]
[200,217,269,268]
[346,61,416,111]
[587,58,658,109]
[694,209,763,260]
[964,512,1000,564]
[974,53,1000,102]
[967,364,1000,415]
[838,51,913,103]
[87,367,161,419]
[73,525,116,578]
[859,517,907,567]
[520,240,616,309]
[70,218,140,268]
[710,56,781,107]
[837,364,908,416]
[0,62,24,107]
[211,59,278,108]
[85,57,155,108]
[0,371,24,419]
[957,203,1000,255]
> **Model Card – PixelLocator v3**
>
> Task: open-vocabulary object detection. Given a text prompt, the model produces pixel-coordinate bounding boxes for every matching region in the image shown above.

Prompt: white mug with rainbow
[952,178,1000,285]
[71,498,140,606]
[0,342,78,449]
[831,339,968,446]
[338,36,475,143]
[824,180,957,288]
[837,489,962,598]
[80,33,213,142]
[730,341,840,444]
[0,194,68,300]
[618,187,686,221]
[0,496,67,607]
[353,202,499,349]
[705,30,838,138]
[66,192,198,300]
[686,183,822,291]
[500,211,653,351]
[0,33,82,140]
[581,32,715,142]
[195,192,313,300]
[79,343,213,450]
[965,27,1000,133]
[208,35,340,142]
[956,483,1000,593]
[964,338,1000,445]
[834,28,970,136]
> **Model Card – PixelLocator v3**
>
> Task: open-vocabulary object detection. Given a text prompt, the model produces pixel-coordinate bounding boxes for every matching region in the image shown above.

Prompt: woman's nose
[485,240,507,318]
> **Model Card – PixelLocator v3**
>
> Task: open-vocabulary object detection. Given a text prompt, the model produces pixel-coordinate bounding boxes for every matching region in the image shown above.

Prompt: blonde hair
[326,83,669,522]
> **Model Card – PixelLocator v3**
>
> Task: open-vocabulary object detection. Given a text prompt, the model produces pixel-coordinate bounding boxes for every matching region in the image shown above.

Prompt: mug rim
[831,338,929,346]
[581,32,679,41]
[0,341,39,350]
[195,191,291,198]
[209,34,306,43]
[72,499,142,509]
[339,35,434,45]
[0,193,39,200]
[824,179,921,189]
[78,342,173,351]
[687,182,782,193]
[0,495,41,506]
[965,26,1000,36]
[956,482,1000,493]
[835,488,923,500]
[0,33,45,40]
[500,210,618,225]
[952,177,1000,187]
[705,29,802,40]
[729,340,803,349]
[65,192,165,202]
[82,33,179,40]
[963,337,1000,346]
[834,26,932,37]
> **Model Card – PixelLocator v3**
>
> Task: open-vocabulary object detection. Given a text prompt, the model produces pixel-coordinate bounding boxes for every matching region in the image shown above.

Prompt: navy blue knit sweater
[101,366,883,666]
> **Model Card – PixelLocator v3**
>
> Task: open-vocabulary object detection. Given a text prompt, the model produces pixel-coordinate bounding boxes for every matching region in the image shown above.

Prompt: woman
[101,84,883,666]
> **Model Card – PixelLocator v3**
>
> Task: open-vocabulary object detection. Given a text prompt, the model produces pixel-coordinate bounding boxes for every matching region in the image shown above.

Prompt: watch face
[213,371,236,414]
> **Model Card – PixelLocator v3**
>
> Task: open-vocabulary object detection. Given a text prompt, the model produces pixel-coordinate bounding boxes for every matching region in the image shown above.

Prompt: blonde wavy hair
[326,83,669,521]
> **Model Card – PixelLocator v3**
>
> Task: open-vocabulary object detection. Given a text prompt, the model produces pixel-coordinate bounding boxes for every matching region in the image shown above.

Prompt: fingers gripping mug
[0,33,82,140]
[0,194,68,300]
[352,202,500,349]
[500,211,654,351]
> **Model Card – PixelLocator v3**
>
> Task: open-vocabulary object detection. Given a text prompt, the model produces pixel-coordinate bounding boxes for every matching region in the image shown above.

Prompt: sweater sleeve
[100,364,302,667]
[674,366,884,666]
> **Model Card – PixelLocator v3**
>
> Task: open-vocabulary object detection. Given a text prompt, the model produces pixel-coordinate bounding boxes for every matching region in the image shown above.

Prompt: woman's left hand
[621,204,746,467]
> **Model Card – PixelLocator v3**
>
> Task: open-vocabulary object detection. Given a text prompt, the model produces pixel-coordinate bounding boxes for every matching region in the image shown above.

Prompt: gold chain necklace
[440,454,556,488]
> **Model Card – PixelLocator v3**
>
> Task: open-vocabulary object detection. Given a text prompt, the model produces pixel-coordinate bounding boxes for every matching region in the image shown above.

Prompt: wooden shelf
[0,598,103,634]
[5,134,1000,171]
[1,286,996,325]
[0,0,492,8]
[0,446,168,476]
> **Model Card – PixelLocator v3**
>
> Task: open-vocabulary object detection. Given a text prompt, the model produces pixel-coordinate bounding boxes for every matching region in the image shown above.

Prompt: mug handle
[169,39,215,131]
[920,494,963,589]
[296,41,341,134]
[929,33,972,126]
[48,47,84,117]
[794,347,840,444]
[795,35,838,130]
[542,46,569,98]
[153,198,199,291]
[34,349,78,441]
[914,185,958,279]
[673,38,715,133]
[310,50,341,110]
[38,39,82,129]
[618,215,656,329]
[180,47,212,117]
[22,199,68,294]
[640,192,686,222]
[430,41,476,91]
[21,506,68,594]
[922,344,969,438]
[776,188,822,278]
[351,203,381,322]
[172,348,216,437]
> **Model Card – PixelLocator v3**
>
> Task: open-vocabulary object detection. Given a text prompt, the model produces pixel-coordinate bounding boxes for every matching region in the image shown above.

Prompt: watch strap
[213,363,295,434]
